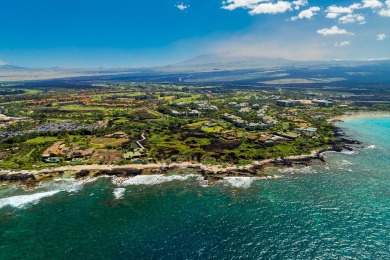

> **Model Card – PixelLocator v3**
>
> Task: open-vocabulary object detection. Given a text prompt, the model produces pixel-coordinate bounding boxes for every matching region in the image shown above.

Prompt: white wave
[341,150,358,155]
[0,177,101,209]
[44,177,99,193]
[113,188,126,200]
[222,176,275,188]
[223,177,254,188]
[364,144,384,150]
[0,190,61,209]
[341,160,354,165]
[120,174,198,186]
[278,166,316,175]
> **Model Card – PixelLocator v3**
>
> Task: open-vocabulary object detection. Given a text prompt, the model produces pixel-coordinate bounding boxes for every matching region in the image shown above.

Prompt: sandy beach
[330,112,390,122]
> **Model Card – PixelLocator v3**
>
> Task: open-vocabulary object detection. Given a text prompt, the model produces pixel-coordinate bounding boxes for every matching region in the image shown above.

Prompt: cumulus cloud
[291,6,320,20]
[339,13,366,24]
[176,3,189,11]
[379,0,390,16]
[0,60,8,66]
[376,33,387,40]
[292,0,308,10]
[326,5,354,19]
[362,0,383,9]
[335,41,351,47]
[326,0,386,19]
[249,1,292,14]
[222,0,308,15]
[317,26,354,36]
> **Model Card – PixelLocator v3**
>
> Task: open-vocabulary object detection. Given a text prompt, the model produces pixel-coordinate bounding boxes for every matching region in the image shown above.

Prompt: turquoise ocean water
[0,117,389,259]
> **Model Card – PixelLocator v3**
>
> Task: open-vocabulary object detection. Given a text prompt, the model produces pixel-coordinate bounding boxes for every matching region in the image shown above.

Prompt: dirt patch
[203,140,241,152]
[92,150,123,163]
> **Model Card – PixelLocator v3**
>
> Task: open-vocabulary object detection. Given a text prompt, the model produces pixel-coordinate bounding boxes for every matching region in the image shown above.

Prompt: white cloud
[222,0,309,14]
[326,12,340,19]
[222,0,268,11]
[362,0,383,9]
[339,13,366,24]
[292,0,308,10]
[326,5,354,19]
[379,0,390,16]
[379,8,390,16]
[349,3,363,9]
[376,33,387,40]
[317,26,354,36]
[335,41,351,47]
[291,6,320,20]
[176,3,189,11]
[0,60,8,66]
[249,1,292,14]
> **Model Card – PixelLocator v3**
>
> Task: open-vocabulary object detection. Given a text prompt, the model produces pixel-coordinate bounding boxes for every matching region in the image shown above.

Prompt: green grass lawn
[25,136,60,144]
[186,120,209,128]
[202,126,223,133]
[59,105,106,111]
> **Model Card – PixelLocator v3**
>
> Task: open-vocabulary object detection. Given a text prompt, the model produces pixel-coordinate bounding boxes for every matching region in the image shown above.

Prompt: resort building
[276,100,295,107]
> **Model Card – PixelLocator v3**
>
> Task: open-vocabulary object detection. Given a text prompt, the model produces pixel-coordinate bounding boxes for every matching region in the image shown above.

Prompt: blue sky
[0,0,389,67]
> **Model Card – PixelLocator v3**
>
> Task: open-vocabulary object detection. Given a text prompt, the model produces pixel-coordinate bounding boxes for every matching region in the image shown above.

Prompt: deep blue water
[0,117,389,259]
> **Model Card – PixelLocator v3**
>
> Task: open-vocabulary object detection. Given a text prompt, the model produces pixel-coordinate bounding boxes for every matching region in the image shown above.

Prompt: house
[298,127,318,136]
[123,148,147,159]
[42,142,69,158]
[238,107,251,114]
[188,110,201,117]
[234,119,246,127]
[228,101,238,107]
[113,132,128,138]
[263,116,277,127]
[315,100,334,107]
[245,123,267,131]
[276,100,295,107]
[67,148,95,160]
[171,110,185,117]
[221,130,238,140]
[235,102,248,109]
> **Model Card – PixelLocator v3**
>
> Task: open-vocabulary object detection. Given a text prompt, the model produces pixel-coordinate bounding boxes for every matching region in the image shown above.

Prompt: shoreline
[0,148,331,185]
[3,111,383,184]
[329,112,390,122]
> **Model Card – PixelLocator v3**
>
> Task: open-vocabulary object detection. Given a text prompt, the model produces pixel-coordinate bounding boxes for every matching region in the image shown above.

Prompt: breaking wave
[278,166,317,175]
[223,176,278,188]
[113,188,126,200]
[0,191,61,209]
[0,177,99,209]
[119,174,200,186]
[341,150,358,155]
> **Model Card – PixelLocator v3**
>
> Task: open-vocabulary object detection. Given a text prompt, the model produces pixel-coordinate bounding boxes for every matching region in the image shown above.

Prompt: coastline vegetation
[0,82,385,171]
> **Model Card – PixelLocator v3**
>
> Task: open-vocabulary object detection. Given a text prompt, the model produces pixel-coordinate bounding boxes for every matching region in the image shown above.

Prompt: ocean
[1,117,389,259]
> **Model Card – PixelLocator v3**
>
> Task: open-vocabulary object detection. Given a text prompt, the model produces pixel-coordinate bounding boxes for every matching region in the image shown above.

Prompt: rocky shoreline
[0,148,352,186]
[0,120,362,186]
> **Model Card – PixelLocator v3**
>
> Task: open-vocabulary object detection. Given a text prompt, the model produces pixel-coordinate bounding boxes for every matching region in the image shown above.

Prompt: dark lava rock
[0,173,36,182]
[76,170,90,179]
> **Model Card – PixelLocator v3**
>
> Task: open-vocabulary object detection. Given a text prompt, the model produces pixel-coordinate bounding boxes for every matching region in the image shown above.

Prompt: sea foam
[223,177,255,188]
[0,190,61,209]
[113,188,126,199]
[120,174,199,186]
[222,176,276,188]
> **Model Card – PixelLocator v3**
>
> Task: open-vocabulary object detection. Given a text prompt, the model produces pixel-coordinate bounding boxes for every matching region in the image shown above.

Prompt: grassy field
[59,105,106,111]
[90,138,129,149]
[25,136,60,144]
[202,126,224,133]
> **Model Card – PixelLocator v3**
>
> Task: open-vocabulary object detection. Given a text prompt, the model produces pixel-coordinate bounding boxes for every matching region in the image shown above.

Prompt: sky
[0,0,389,68]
